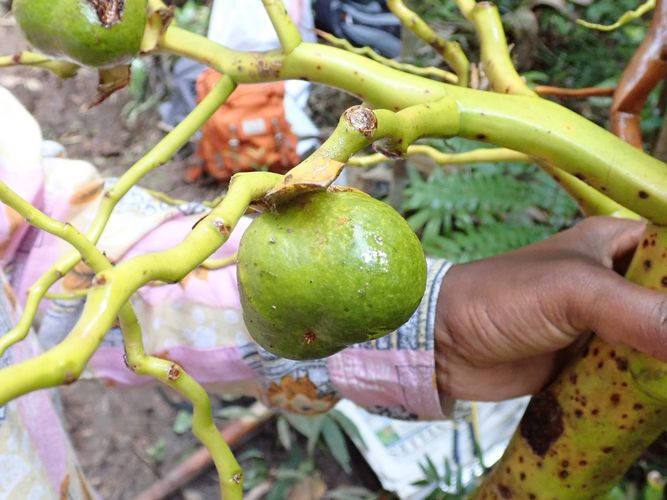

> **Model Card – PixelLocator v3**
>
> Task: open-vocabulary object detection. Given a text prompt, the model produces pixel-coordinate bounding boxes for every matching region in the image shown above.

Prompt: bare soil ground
[0,12,380,500]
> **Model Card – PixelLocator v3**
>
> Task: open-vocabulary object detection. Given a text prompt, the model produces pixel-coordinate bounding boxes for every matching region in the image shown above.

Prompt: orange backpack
[188,69,301,182]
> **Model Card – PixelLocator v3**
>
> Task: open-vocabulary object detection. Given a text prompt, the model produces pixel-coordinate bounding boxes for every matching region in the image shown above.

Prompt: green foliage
[278,410,361,474]
[412,455,477,499]
[402,148,579,262]
[173,0,211,35]
[145,437,167,463]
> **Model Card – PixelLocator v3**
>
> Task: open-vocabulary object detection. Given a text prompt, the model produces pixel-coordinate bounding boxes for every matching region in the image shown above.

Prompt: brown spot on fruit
[662,276,667,287]
[610,393,621,405]
[633,403,644,410]
[644,259,653,270]
[304,331,317,344]
[497,484,513,498]
[520,390,564,457]
[638,190,649,199]
[601,446,613,453]
[615,357,628,371]
[476,134,487,140]
[559,470,569,479]
[569,372,577,384]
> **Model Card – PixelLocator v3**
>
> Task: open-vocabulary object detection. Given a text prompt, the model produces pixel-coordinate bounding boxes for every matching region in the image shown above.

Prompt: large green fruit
[238,189,427,360]
[13,0,147,68]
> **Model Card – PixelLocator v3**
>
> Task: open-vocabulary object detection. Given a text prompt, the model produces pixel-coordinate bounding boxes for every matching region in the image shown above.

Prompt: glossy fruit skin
[238,189,427,360]
[13,0,147,68]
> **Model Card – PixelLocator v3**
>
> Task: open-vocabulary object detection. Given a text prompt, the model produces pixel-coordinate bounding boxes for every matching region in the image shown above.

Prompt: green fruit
[238,189,427,360]
[13,0,147,68]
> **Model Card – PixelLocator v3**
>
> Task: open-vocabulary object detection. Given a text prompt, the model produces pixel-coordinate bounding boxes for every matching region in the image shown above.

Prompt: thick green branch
[158,27,667,223]
[454,0,631,219]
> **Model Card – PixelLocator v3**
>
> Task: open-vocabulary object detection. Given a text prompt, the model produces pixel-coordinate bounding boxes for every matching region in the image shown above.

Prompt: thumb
[572,269,667,360]
[574,217,646,269]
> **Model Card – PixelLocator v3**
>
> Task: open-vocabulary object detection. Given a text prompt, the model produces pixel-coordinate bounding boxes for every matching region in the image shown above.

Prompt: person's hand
[434,217,667,401]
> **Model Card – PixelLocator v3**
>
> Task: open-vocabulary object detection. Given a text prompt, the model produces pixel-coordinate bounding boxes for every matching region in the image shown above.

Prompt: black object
[314,0,402,58]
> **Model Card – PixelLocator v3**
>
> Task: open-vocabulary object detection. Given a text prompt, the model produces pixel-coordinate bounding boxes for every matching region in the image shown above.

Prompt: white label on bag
[242,118,268,136]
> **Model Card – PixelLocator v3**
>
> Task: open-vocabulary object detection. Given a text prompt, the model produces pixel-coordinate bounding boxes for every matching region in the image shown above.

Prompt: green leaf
[330,409,366,448]
[277,416,292,451]
[322,417,351,473]
[146,437,167,463]
[172,410,193,435]
[282,413,326,456]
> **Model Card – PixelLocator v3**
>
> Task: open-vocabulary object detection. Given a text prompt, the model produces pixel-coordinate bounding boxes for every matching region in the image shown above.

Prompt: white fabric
[207,0,316,50]
[207,0,321,156]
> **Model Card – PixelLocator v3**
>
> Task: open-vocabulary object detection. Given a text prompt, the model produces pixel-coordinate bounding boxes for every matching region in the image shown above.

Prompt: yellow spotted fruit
[237,189,427,360]
[13,0,147,68]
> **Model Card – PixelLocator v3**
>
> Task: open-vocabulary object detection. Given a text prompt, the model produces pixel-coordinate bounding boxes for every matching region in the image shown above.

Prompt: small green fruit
[238,189,427,360]
[13,0,148,68]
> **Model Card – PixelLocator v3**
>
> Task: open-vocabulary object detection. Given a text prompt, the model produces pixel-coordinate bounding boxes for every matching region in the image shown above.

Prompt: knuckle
[639,296,667,358]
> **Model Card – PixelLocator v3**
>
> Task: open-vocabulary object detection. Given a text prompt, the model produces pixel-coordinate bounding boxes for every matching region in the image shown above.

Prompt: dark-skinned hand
[435,217,667,402]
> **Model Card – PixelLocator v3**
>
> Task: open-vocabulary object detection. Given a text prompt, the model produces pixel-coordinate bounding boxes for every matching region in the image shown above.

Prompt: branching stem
[262,0,302,54]
[0,52,79,78]
[0,76,236,357]
[387,0,469,86]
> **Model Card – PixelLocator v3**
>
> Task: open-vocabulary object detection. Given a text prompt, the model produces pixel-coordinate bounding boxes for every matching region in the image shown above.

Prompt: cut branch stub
[343,105,378,137]
[141,4,176,53]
